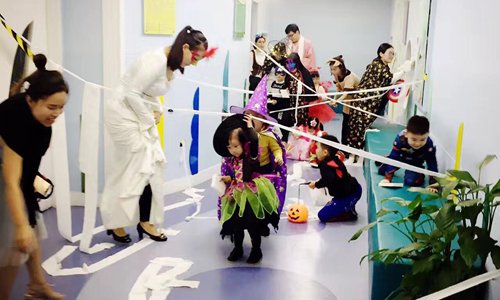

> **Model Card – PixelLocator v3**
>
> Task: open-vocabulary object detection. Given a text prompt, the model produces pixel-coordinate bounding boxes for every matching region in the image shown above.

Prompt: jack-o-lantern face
[287,203,309,223]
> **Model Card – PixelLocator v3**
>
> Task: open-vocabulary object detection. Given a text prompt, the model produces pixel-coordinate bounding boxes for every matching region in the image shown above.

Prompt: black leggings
[139,184,152,222]
[233,228,262,249]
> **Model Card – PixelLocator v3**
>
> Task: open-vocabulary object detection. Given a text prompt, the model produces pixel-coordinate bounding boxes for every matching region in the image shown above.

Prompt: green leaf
[382,197,407,203]
[422,205,440,215]
[458,236,477,268]
[412,255,438,274]
[435,202,457,231]
[461,205,483,223]
[349,221,378,241]
[376,208,399,218]
[398,242,425,254]
[411,232,430,241]
[408,195,423,210]
[473,228,497,258]
[408,187,438,196]
[491,180,500,197]
[382,197,412,207]
[457,199,481,207]
[448,170,477,183]
[478,154,497,171]
[491,245,500,269]
[408,203,423,224]
[395,200,413,207]
[442,180,459,199]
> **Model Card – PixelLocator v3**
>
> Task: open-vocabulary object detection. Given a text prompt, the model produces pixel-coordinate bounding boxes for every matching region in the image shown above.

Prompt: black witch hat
[213,114,246,157]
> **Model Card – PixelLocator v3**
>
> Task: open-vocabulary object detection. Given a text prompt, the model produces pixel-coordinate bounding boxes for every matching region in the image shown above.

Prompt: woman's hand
[153,111,162,124]
[16,224,35,253]
[275,156,284,165]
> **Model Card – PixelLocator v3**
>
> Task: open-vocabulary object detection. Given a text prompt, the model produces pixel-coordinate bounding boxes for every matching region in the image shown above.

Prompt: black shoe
[227,247,244,261]
[137,223,168,242]
[107,229,131,243]
[327,210,358,222]
[246,248,263,264]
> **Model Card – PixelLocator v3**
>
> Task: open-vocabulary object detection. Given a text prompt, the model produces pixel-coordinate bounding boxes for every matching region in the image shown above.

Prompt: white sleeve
[392,60,412,83]
[123,53,165,130]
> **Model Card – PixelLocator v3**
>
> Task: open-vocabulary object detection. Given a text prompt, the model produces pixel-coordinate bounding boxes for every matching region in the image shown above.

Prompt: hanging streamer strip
[249,40,395,124]
[180,75,422,98]
[165,106,445,178]
[246,39,455,163]
[269,94,382,114]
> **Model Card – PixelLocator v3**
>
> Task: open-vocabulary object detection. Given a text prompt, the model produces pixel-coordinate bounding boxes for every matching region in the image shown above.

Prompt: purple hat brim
[229,106,278,125]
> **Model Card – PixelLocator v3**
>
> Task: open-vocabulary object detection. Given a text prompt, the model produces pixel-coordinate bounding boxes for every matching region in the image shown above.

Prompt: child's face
[227,132,243,157]
[246,111,265,132]
[307,126,316,134]
[405,131,429,150]
[256,37,266,50]
[276,73,285,82]
[315,142,329,162]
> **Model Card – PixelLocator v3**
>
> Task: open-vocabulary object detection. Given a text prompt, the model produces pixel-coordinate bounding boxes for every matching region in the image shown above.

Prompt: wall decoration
[144,0,176,35]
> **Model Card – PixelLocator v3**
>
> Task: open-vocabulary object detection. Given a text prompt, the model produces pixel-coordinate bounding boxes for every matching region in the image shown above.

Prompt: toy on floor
[287,183,309,223]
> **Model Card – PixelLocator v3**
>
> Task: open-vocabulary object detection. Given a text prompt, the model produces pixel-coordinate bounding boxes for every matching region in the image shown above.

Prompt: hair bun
[185,25,193,34]
[33,54,47,71]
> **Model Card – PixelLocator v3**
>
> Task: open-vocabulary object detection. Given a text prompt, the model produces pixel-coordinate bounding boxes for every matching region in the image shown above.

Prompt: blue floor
[11,116,370,300]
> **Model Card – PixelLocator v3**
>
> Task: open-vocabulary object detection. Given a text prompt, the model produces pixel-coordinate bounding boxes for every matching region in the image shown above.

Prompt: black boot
[247,248,262,264]
[247,229,262,264]
[227,247,244,261]
[227,230,244,262]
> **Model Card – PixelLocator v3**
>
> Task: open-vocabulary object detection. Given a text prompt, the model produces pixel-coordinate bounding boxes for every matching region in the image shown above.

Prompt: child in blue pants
[377,115,437,187]
[308,135,362,222]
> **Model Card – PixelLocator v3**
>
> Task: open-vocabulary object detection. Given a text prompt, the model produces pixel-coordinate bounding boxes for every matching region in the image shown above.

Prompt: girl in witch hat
[213,114,279,263]
[228,75,287,215]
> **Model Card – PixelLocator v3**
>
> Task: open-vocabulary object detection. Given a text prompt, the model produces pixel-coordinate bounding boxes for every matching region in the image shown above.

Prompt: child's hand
[244,114,253,128]
[426,185,438,193]
[220,176,232,183]
[275,156,284,165]
[308,181,316,189]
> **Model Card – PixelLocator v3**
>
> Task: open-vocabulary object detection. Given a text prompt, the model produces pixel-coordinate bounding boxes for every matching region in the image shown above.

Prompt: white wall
[424,0,500,297]
[123,0,252,180]
[257,0,393,82]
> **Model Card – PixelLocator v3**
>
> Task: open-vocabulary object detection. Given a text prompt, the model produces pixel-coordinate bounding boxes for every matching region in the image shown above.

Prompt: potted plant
[350,155,500,299]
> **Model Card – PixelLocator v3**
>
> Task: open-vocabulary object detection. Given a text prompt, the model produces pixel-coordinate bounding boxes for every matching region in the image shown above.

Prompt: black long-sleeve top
[315,155,359,198]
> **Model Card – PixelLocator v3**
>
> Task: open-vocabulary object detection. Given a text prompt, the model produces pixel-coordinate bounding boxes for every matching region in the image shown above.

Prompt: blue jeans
[318,183,362,222]
[378,163,425,186]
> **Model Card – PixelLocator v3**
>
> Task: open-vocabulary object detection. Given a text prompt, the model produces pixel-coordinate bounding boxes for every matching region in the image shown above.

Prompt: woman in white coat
[101,25,209,243]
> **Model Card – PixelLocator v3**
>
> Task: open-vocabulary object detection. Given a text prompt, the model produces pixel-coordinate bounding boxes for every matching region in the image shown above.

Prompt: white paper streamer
[165,108,446,178]
[78,82,104,253]
[129,257,199,300]
[50,114,74,241]
[417,269,500,300]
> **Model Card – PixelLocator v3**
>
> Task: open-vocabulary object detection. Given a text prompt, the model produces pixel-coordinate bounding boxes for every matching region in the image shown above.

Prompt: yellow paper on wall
[157,96,165,149]
[144,0,176,35]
